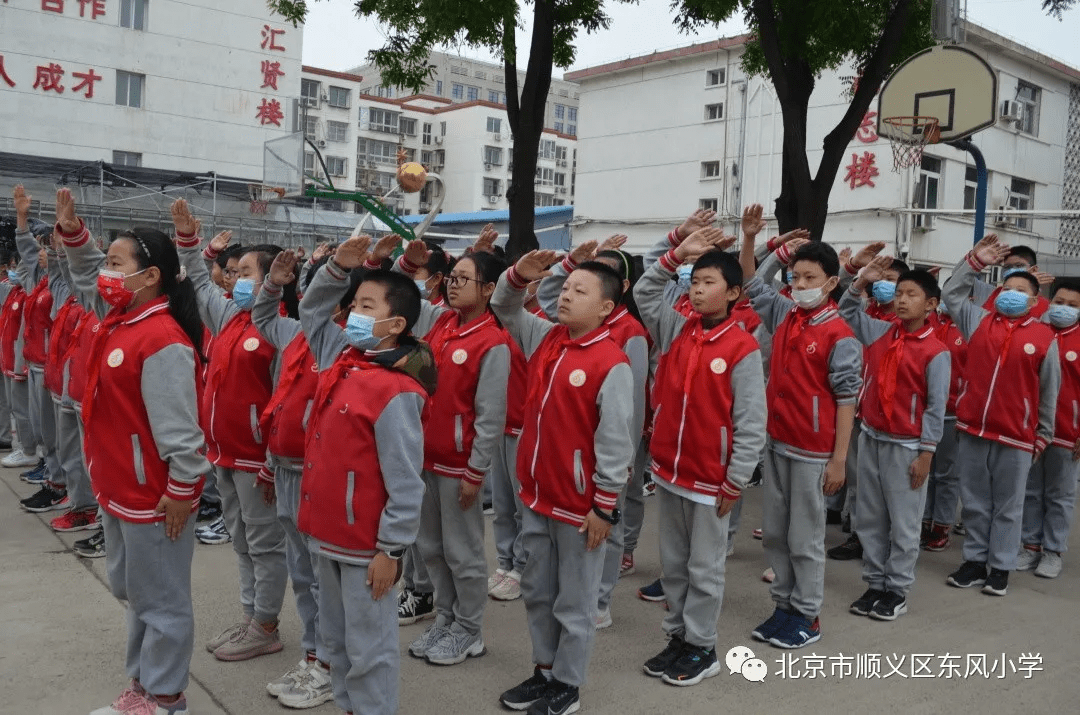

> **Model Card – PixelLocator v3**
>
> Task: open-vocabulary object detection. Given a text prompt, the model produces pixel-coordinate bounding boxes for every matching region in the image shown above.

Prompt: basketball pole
[947,138,988,246]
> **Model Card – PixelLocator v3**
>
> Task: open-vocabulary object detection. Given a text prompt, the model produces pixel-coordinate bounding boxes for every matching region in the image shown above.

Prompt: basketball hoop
[882,116,940,171]
[248,184,285,215]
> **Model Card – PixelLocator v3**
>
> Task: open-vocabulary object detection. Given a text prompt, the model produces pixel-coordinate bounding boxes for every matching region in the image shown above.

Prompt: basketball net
[882,116,940,172]
[248,184,286,215]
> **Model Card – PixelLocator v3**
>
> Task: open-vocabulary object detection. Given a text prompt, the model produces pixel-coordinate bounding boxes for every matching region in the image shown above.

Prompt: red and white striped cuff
[165,478,198,501]
[667,229,681,248]
[176,229,201,249]
[1034,436,1049,454]
[362,257,382,270]
[719,479,742,500]
[766,236,783,253]
[326,259,348,281]
[593,488,619,510]
[257,465,275,485]
[506,265,529,290]
[57,219,89,248]
[396,254,420,275]
[560,255,578,273]
[775,242,795,266]
[658,248,683,274]
[463,465,485,486]
[965,251,987,272]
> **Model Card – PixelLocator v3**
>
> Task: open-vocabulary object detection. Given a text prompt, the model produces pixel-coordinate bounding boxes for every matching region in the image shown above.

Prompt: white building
[566,24,1080,276]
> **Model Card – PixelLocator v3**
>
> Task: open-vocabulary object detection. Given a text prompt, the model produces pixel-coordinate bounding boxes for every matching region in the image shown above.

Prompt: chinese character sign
[256,24,288,126]
[256,98,284,126]
[844,152,879,190]
[856,112,879,143]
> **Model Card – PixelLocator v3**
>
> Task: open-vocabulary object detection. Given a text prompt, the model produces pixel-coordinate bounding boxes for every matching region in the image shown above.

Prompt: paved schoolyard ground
[2,465,1078,714]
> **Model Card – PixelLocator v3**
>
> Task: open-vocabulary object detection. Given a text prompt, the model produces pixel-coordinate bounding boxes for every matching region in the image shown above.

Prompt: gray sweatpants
[416,471,487,636]
[622,439,649,556]
[924,418,960,525]
[957,433,1033,571]
[597,443,647,611]
[29,369,59,481]
[318,556,398,715]
[217,466,288,623]
[491,435,526,574]
[521,507,605,688]
[1022,445,1080,554]
[275,463,323,660]
[102,513,196,696]
[0,371,10,444]
[763,445,827,620]
[658,486,729,649]
[841,420,861,531]
[5,375,35,453]
[402,544,432,593]
[856,433,926,596]
[58,405,94,511]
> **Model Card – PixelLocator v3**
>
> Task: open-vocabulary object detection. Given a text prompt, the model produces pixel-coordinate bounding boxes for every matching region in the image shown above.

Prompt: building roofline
[302,65,365,84]
[564,34,751,81]
[964,23,1080,82]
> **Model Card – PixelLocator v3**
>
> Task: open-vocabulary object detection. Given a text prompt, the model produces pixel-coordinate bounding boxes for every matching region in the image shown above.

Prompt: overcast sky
[298,0,1080,78]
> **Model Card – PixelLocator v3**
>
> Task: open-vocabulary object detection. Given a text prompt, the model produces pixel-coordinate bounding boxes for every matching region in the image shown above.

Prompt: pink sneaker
[620,553,635,576]
[88,682,148,715]
[213,620,284,661]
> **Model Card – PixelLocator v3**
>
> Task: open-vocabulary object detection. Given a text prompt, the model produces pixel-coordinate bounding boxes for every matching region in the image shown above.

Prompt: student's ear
[927,296,939,315]
[481,281,496,301]
[599,298,616,322]
[823,275,840,294]
[622,278,630,295]
[385,315,408,338]
[142,265,162,290]
[726,283,743,304]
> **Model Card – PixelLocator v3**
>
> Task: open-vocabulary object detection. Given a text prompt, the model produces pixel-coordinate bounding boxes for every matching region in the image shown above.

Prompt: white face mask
[791,286,828,310]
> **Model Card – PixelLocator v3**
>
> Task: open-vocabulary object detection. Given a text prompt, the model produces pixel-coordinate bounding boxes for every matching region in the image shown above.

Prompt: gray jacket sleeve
[1038,340,1062,450]
[536,260,568,321]
[828,336,864,406]
[298,259,314,292]
[942,257,989,341]
[142,343,211,489]
[47,250,71,315]
[971,277,994,306]
[491,273,556,359]
[0,282,10,303]
[374,391,427,553]
[592,362,635,496]
[299,261,351,371]
[756,251,785,290]
[60,229,109,320]
[838,284,892,346]
[744,275,795,336]
[253,278,302,352]
[920,351,951,452]
[412,298,449,339]
[633,257,688,354]
[467,345,510,477]
[15,228,45,289]
[728,351,768,490]
[625,335,650,444]
[179,244,238,336]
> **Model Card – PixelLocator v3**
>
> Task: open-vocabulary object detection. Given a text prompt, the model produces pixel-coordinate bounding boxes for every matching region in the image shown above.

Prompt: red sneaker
[620,553,635,577]
[924,523,951,552]
[50,509,100,533]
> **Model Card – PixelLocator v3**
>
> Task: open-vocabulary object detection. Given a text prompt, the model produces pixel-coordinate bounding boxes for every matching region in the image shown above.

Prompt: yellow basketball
[397,162,428,193]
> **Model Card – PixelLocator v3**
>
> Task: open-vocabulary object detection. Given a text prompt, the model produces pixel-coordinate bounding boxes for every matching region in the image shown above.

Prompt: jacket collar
[117,296,170,326]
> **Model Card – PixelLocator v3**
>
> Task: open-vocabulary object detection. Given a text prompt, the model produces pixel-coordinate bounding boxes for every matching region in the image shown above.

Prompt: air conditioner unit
[419,202,430,211]
[484,163,492,171]
[320,93,329,102]
[913,213,935,231]
[489,195,499,205]
[994,205,1017,227]
[491,134,502,142]
[434,136,444,145]
[317,140,327,148]
[1000,100,1023,124]
[559,160,567,167]
[559,187,568,194]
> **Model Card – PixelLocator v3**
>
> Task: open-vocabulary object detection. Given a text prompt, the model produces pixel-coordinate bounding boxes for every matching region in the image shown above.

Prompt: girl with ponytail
[54,188,209,715]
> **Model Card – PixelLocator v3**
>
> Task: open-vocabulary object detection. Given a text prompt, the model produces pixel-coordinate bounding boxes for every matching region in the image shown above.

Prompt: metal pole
[947,138,987,245]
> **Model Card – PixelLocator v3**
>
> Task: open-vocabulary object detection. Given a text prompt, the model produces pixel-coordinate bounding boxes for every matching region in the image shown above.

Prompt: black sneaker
[826,508,843,526]
[827,533,862,560]
[947,560,987,588]
[643,635,685,677]
[20,485,68,513]
[849,588,886,616]
[0,440,12,451]
[868,591,908,621]
[398,589,434,625]
[499,667,552,711]
[196,500,222,522]
[661,643,721,686]
[981,568,1008,596]
[74,530,106,558]
[747,463,764,488]
[526,679,579,715]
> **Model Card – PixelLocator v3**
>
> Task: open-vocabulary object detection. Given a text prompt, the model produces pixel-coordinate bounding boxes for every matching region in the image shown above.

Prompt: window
[699,198,719,212]
[115,71,144,108]
[963,166,979,211]
[706,69,726,87]
[304,152,315,173]
[568,107,577,122]
[1009,177,1035,230]
[120,0,147,30]
[501,93,507,105]
[486,117,502,134]
[450,66,468,76]
[357,138,397,165]
[489,90,500,104]
[301,79,320,103]
[554,104,565,119]
[554,122,564,133]
[303,115,318,139]
[539,139,556,160]
[440,122,447,136]
[112,151,142,167]
[435,80,443,96]
[567,125,576,136]
[705,103,724,121]
[483,178,501,196]
[385,86,394,98]
[422,123,433,146]
[376,86,385,98]
[433,149,445,167]
[494,74,504,84]
[554,172,566,187]
[421,150,433,165]
[917,155,942,209]
[535,194,556,207]
[1016,80,1041,136]
[467,86,479,101]
[555,146,567,161]
[535,167,555,186]
[327,86,350,108]
[483,146,503,166]
[399,117,417,136]
[326,120,349,142]
[326,156,348,177]
[701,161,721,179]
[360,87,370,95]
[368,108,399,134]
[452,83,464,100]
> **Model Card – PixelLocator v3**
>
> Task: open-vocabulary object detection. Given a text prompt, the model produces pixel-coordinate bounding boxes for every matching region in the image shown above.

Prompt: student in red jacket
[172,200,289,662]
[635,227,768,685]
[299,236,432,715]
[942,234,1060,596]
[1017,278,1080,579]
[55,188,209,715]
[970,244,1051,318]
[0,249,37,470]
[838,256,950,621]
[493,250,635,715]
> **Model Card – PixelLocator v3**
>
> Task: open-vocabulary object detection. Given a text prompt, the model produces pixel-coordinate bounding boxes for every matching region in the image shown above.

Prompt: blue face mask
[786,270,794,285]
[1048,304,1080,329]
[415,279,430,299]
[994,289,1031,317]
[871,280,897,304]
[345,312,394,350]
[676,264,692,290]
[1002,266,1028,279]
[6,270,17,283]
[232,278,256,309]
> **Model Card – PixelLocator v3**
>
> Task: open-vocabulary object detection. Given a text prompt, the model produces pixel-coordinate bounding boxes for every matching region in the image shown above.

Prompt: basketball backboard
[263,132,307,199]
[877,45,997,144]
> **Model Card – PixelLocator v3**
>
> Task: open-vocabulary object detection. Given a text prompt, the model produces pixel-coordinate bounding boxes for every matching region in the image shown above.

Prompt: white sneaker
[424,624,486,665]
[761,567,775,583]
[490,570,522,601]
[594,607,613,630]
[487,567,508,594]
[266,659,309,697]
[278,661,333,709]
[726,539,735,557]
[2,449,38,468]
[1016,547,1041,572]
[1034,550,1063,579]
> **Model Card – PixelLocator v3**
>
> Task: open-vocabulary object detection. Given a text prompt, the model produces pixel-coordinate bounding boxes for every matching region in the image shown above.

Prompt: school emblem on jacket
[452,349,468,365]
[806,342,818,354]
[243,338,260,352]
[710,358,728,375]
[1067,351,1077,362]
[1024,343,1036,355]
[11,302,18,310]
[955,337,963,346]
[107,349,124,368]
[569,369,587,387]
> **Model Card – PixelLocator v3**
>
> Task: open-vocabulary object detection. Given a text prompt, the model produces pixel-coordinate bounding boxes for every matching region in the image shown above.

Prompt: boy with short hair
[838,257,950,620]
[739,229,863,648]
[634,227,767,683]
[942,234,1060,596]
[1016,277,1080,578]
[492,250,635,715]
[970,244,1050,317]
[297,236,434,715]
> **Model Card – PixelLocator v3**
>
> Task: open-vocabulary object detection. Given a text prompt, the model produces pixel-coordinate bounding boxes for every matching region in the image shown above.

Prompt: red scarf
[204,311,253,400]
[877,326,924,424]
[258,332,311,439]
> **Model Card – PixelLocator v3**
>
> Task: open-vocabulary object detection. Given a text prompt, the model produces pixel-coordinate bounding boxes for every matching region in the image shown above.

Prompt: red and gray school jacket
[0,283,27,380]
[1049,322,1080,450]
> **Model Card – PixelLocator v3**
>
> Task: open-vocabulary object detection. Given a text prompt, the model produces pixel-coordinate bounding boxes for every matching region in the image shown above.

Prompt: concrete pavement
[2,464,1078,715]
